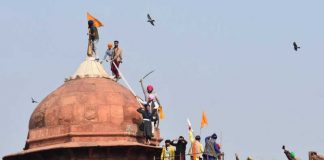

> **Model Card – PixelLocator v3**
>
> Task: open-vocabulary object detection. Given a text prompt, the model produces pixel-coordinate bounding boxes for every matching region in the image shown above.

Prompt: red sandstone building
[3,58,163,160]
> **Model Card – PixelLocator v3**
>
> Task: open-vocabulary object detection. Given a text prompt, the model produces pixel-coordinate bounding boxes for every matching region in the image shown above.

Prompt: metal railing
[153,152,225,160]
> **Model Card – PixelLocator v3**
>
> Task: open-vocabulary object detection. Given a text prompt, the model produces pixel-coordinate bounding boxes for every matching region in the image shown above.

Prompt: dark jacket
[171,139,187,155]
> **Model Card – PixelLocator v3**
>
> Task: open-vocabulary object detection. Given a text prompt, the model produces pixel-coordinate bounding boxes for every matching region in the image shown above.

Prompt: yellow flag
[159,106,165,120]
[87,12,103,27]
[200,111,208,128]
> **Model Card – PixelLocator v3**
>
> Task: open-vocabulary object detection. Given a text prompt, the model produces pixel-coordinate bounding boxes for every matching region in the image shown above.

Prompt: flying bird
[293,42,300,51]
[147,14,155,26]
[31,97,38,103]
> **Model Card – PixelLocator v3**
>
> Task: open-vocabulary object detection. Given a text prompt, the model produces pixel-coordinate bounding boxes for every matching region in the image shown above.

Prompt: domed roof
[29,78,138,130]
[26,59,162,150]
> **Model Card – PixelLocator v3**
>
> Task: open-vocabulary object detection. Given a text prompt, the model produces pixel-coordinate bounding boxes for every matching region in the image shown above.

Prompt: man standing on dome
[87,20,99,59]
[111,40,123,81]
[101,42,113,64]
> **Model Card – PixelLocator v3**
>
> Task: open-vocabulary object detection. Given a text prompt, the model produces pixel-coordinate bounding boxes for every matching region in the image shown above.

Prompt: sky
[0,0,324,159]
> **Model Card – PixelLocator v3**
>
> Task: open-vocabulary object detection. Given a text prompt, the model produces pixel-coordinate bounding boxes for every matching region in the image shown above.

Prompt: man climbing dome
[171,136,188,160]
[282,145,297,160]
[111,40,123,81]
[136,103,156,145]
[101,42,113,64]
[203,133,222,160]
[87,20,99,59]
[188,126,204,160]
[139,80,163,131]
[161,139,176,160]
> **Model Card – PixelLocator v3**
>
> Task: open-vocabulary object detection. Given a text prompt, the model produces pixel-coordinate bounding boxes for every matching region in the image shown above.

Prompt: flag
[87,12,103,27]
[200,111,208,128]
[158,106,165,120]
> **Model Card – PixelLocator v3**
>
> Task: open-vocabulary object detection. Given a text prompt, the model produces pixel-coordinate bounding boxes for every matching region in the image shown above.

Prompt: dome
[25,59,162,150]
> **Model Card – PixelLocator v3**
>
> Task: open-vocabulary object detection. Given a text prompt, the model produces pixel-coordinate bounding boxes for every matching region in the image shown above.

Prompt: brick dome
[29,78,139,130]
[25,60,162,150]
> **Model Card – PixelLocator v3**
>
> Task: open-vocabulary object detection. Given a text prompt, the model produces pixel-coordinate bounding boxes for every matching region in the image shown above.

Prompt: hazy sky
[1,0,324,159]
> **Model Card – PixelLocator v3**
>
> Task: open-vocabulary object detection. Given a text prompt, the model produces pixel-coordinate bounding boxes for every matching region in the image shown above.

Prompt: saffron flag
[200,111,208,128]
[159,106,165,120]
[87,12,103,27]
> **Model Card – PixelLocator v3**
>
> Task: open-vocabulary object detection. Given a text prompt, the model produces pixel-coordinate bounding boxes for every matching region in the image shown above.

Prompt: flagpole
[112,61,136,96]
[200,110,202,135]
[110,61,144,108]
[220,130,223,147]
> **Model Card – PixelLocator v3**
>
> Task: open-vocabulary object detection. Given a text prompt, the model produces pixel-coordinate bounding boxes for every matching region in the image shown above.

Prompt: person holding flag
[86,12,103,59]
[199,112,223,160]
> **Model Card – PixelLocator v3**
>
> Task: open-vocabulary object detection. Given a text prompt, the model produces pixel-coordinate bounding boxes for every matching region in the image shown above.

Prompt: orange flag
[200,111,208,128]
[87,12,104,27]
[158,106,165,120]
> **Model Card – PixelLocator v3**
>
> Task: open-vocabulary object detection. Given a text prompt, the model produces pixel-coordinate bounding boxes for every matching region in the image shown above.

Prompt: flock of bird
[29,14,301,104]
[146,13,301,52]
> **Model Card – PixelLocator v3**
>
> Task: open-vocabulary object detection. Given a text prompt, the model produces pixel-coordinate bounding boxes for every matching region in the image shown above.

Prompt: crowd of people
[159,127,223,160]
[161,142,324,160]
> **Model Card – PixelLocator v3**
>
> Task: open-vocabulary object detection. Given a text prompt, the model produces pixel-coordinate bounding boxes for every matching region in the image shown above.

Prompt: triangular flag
[200,111,208,128]
[87,12,103,27]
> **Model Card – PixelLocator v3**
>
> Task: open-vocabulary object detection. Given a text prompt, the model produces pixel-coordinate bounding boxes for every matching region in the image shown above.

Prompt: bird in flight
[147,14,155,26]
[293,42,300,51]
[31,97,38,103]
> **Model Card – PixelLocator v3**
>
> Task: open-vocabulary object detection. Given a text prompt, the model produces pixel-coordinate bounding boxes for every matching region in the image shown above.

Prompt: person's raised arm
[189,127,195,143]
[205,136,211,144]
[139,79,148,101]
[156,95,161,106]
[137,107,144,113]
[183,139,188,145]
[171,139,177,146]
